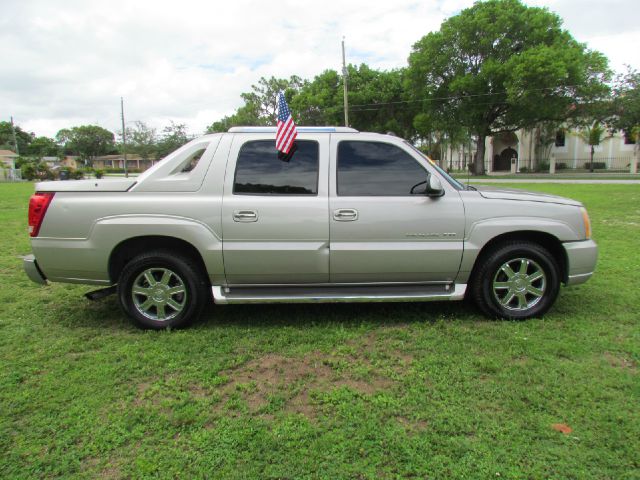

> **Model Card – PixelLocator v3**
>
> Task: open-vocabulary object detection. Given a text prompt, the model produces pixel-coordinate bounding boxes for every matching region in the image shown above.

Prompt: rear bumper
[23,254,48,285]
[563,239,598,286]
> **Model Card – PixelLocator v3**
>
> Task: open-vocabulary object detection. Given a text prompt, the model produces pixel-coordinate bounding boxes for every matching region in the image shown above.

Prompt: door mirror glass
[426,173,445,197]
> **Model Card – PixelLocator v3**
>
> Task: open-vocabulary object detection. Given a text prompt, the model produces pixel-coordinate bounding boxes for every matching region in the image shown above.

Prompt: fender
[33,214,223,285]
[456,217,579,283]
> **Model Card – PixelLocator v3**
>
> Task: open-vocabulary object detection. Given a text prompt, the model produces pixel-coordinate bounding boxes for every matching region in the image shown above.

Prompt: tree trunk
[590,145,594,173]
[474,134,486,175]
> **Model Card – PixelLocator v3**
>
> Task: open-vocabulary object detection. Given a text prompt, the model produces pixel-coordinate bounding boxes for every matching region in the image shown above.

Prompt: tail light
[28,192,55,237]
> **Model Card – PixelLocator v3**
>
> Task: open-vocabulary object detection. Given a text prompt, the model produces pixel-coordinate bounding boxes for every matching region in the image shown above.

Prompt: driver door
[328,136,465,283]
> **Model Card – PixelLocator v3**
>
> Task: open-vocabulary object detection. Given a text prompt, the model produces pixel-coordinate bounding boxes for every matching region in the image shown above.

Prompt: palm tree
[574,121,609,172]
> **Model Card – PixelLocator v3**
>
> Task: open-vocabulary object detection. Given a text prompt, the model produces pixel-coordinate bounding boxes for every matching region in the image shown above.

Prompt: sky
[2,0,638,139]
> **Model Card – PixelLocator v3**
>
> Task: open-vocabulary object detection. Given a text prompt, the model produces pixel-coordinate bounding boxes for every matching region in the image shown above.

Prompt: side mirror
[425,172,445,197]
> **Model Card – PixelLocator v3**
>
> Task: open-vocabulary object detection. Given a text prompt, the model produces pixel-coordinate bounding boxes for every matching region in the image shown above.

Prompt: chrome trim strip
[223,280,453,288]
[212,284,466,305]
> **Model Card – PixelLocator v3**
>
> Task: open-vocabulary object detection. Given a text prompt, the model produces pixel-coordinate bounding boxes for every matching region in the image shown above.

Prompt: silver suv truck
[23,127,597,329]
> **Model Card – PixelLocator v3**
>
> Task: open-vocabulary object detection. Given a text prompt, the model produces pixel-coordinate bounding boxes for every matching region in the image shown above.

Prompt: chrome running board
[211,283,466,305]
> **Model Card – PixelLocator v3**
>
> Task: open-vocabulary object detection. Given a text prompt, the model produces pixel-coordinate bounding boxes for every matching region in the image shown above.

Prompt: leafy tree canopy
[613,67,640,143]
[292,65,413,137]
[25,136,60,158]
[120,121,158,160]
[55,125,116,164]
[406,0,610,174]
[207,76,306,132]
[156,122,191,159]
[0,121,34,154]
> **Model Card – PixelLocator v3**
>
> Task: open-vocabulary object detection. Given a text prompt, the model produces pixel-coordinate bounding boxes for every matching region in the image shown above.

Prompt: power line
[304,85,596,113]
[343,84,587,109]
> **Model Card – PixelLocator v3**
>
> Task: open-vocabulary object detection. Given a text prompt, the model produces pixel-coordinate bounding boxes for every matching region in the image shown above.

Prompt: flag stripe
[276,91,297,155]
[276,118,294,150]
[283,128,297,153]
[277,119,295,150]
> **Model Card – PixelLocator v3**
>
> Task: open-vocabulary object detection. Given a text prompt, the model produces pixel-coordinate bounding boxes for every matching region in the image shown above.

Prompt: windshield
[405,142,465,191]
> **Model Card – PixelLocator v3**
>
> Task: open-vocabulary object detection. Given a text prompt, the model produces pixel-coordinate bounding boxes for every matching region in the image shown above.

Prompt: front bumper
[563,239,598,286]
[23,254,48,285]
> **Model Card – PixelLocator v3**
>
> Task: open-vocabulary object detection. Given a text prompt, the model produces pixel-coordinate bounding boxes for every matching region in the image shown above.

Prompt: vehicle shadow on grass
[53,293,484,331]
[200,300,482,329]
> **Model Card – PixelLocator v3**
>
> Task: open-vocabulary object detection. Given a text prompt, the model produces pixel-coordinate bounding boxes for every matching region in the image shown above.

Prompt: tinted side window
[337,141,427,196]
[234,140,319,195]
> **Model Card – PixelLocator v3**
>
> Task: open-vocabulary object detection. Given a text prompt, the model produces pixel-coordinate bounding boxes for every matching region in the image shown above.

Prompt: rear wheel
[471,241,560,319]
[117,250,209,329]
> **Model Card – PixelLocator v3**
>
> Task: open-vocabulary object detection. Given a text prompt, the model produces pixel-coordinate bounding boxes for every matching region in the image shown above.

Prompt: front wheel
[117,250,210,329]
[471,241,560,319]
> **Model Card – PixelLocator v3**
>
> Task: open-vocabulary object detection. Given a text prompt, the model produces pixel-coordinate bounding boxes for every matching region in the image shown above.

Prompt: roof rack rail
[228,126,359,133]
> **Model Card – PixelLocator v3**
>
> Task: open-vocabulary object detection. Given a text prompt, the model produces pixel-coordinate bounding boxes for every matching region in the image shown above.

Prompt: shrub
[94,169,104,179]
[584,162,606,170]
[537,162,549,172]
[22,162,54,181]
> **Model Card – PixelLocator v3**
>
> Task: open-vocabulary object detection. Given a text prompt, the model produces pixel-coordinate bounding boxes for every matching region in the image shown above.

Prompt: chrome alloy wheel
[131,268,187,321]
[492,257,546,311]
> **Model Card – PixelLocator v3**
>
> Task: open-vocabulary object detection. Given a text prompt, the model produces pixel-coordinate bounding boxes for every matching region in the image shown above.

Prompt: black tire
[471,241,560,320]
[117,249,210,329]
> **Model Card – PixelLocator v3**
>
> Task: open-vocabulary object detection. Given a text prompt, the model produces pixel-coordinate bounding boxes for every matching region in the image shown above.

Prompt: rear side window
[337,141,427,196]
[233,140,319,195]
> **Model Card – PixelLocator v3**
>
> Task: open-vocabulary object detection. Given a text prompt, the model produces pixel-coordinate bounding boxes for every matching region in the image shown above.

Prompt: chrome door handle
[233,210,258,222]
[333,208,358,221]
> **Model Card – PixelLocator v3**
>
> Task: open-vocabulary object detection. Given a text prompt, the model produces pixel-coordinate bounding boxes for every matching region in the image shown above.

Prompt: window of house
[555,130,566,147]
[624,130,637,145]
[337,141,428,196]
[233,140,319,195]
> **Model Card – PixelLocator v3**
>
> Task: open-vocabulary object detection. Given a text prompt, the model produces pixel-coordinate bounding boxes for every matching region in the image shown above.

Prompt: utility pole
[10,116,19,156]
[341,37,349,127]
[120,97,128,178]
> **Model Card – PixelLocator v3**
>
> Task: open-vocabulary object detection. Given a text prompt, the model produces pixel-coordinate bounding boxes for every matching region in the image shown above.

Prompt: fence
[0,169,22,181]
[551,156,636,173]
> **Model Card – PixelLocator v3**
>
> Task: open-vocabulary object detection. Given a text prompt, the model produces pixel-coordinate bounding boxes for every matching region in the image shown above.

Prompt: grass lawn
[0,182,638,479]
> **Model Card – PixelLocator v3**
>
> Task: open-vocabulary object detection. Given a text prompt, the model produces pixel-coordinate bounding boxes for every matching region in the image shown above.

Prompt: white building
[445,128,637,173]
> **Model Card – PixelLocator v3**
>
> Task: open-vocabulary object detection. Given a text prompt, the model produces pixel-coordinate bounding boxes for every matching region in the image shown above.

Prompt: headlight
[580,207,592,239]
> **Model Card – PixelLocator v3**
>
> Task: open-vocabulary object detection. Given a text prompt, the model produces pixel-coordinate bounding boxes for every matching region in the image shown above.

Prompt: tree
[156,122,191,159]
[55,125,116,166]
[573,120,610,172]
[292,65,415,137]
[26,136,60,158]
[406,0,610,175]
[290,69,342,126]
[120,121,157,160]
[0,121,33,154]
[613,68,640,169]
[207,76,306,132]
[533,121,564,166]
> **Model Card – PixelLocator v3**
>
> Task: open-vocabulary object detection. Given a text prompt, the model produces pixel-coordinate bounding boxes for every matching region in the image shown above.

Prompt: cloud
[1,0,637,138]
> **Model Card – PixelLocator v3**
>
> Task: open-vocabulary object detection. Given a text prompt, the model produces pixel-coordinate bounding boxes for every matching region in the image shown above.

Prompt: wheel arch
[109,235,208,284]
[469,231,568,286]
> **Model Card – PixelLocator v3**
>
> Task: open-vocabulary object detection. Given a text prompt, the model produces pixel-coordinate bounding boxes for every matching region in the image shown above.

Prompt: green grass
[1,182,638,479]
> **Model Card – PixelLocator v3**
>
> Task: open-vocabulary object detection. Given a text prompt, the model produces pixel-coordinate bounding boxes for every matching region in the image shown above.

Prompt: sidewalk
[465,178,640,184]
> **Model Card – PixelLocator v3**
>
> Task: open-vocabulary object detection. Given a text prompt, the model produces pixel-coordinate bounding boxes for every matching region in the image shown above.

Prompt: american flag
[276,91,297,155]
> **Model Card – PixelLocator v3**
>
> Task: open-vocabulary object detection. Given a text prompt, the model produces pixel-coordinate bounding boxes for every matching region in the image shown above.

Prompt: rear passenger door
[221,133,329,285]
[329,136,465,283]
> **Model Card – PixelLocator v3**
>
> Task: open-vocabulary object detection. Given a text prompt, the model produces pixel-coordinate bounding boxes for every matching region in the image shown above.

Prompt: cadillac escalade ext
[23,127,597,329]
